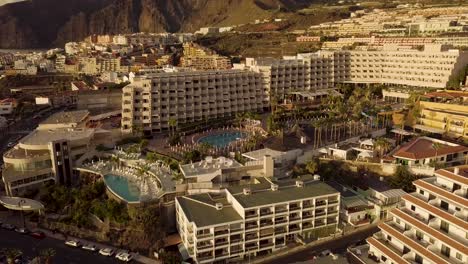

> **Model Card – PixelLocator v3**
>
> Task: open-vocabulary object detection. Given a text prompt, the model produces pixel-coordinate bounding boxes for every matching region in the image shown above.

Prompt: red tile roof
[391,208,468,255]
[393,138,467,160]
[379,222,450,264]
[436,167,468,185]
[403,194,468,230]
[366,237,409,264]
[414,179,468,207]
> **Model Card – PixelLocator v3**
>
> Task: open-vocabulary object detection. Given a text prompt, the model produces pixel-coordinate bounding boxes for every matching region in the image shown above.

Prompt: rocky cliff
[0,0,317,48]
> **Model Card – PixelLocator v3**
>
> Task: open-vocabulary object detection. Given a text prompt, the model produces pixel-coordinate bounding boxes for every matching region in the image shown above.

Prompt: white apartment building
[342,44,468,89]
[367,166,468,264]
[121,70,265,135]
[241,52,347,102]
[175,175,340,263]
[2,111,95,196]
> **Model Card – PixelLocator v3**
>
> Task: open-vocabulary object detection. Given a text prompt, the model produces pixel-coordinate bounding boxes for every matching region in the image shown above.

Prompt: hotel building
[341,44,468,89]
[2,111,95,196]
[241,52,347,103]
[175,175,340,263]
[121,70,265,134]
[366,166,468,264]
[415,90,468,139]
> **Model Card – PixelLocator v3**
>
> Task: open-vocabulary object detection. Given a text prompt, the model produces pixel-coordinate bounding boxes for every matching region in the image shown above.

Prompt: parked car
[99,248,114,257]
[30,231,46,239]
[14,227,29,234]
[115,251,133,262]
[1,223,15,230]
[65,240,81,247]
[82,244,97,252]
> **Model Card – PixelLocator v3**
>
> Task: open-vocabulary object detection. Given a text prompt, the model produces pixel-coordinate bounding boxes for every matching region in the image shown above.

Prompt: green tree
[306,158,319,175]
[389,166,418,192]
[2,248,22,264]
[40,248,56,264]
[375,137,392,157]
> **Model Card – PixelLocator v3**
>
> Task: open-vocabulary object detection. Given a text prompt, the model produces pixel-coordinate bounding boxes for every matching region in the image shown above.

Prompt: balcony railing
[246,213,258,219]
[214,230,229,236]
[245,224,258,230]
[197,233,213,239]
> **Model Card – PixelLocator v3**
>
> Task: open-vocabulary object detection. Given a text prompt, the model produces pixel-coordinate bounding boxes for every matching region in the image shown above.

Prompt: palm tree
[40,248,56,264]
[168,118,177,137]
[375,138,392,158]
[432,142,443,167]
[2,248,22,264]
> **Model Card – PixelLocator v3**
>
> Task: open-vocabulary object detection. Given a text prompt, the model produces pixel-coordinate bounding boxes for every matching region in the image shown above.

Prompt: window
[411,205,416,211]
[440,200,449,211]
[456,252,462,261]
[441,220,449,233]
[415,254,423,264]
[441,244,450,258]
[419,190,424,195]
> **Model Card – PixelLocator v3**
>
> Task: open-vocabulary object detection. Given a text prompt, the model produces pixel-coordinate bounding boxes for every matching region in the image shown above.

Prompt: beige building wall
[122,70,266,134]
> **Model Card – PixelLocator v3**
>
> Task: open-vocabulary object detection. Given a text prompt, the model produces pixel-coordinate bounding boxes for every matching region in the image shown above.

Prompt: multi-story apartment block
[180,56,231,71]
[98,58,122,73]
[121,70,265,134]
[343,44,468,89]
[416,91,468,139]
[175,175,340,263]
[2,111,95,196]
[367,166,468,264]
[241,52,345,103]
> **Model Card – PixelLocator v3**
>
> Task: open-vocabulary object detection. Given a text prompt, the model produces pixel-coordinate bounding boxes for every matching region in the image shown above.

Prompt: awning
[413,124,445,134]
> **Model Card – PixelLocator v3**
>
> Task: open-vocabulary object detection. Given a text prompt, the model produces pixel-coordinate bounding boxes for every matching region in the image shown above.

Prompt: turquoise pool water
[103,174,140,203]
[198,131,246,148]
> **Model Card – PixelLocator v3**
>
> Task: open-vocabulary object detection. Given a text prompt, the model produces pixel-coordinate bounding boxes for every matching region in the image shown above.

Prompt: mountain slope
[0,0,319,48]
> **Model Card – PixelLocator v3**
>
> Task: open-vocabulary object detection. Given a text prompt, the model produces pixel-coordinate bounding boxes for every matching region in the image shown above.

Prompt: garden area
[35,180,165,254]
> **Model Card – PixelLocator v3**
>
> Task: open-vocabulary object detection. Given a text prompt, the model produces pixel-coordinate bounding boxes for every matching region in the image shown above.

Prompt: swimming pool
[198,131,246,148]
[103,174,140,203]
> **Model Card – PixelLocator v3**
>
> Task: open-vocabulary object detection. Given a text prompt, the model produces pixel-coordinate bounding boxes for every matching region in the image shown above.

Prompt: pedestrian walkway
[35,227,160,264]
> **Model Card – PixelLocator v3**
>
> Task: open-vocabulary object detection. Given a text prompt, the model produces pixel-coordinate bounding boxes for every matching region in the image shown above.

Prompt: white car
[82,244,97,252]
[65,240,81,247]
[115,251,133,262]
[99,248,114,257]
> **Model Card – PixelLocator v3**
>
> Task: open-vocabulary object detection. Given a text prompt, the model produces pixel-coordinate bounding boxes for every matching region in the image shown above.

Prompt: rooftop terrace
[40,110,90,126]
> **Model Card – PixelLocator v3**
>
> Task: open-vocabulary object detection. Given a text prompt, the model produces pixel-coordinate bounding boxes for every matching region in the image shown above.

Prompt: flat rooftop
[393,137,467,160]
[228,175,339,208]
[40,110,90,126]
[242,148,284,161]
[176,193,243,227]
[20,128,94,146]
[180,156,243,178]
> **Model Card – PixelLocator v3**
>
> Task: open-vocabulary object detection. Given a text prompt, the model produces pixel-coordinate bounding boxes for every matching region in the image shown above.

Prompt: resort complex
[1,2,468,264]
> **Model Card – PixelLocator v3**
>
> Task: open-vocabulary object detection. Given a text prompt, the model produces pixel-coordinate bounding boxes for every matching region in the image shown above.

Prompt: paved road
[0,228,123,264]
[265,225,379,264]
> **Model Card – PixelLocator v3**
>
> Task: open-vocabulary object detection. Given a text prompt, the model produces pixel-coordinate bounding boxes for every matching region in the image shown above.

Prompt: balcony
[197,243,213,250]
[245,224,258,230]
[245,235,258,242]
[328,200,339,205]
[214,240,229,247]
[197,233,213,239]
[302,214,313,220]
[259,243,274,249]
[197,255,214,262]
[260,211,274,217]
[315,211,326,217]
[245,212,258,219]
[302,203,314,209]
[245,244,258,251]
[214,230,229,237]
